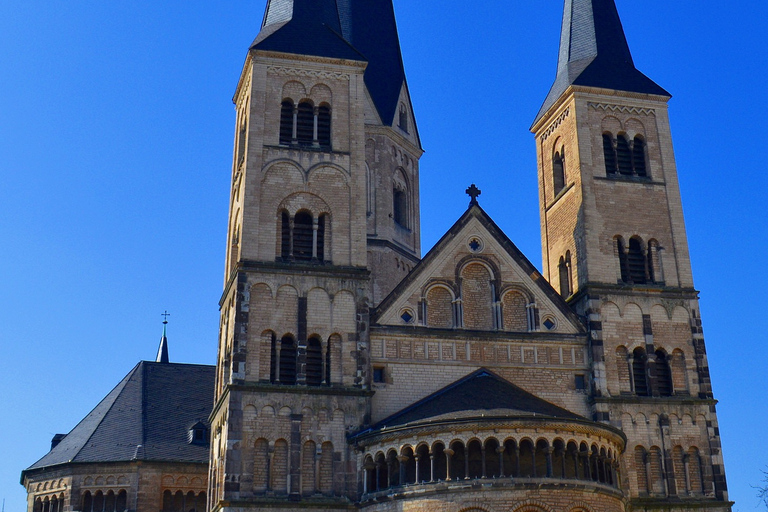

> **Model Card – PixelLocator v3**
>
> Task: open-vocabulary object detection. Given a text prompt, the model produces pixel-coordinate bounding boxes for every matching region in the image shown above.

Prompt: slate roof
[534,0,670,125]
[24,362,214,474]
[252,0,411,127]
[352,369,585,438]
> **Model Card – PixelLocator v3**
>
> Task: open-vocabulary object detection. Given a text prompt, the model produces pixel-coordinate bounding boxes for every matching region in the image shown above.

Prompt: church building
[22,0,732,511]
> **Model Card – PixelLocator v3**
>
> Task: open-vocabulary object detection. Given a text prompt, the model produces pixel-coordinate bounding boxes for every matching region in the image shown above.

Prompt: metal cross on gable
[466,184,481,206]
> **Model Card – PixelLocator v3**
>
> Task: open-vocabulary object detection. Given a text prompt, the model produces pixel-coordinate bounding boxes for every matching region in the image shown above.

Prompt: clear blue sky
[1,1,765,510]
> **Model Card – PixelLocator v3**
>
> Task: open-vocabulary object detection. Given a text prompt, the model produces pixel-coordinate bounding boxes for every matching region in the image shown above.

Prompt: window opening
[393,187,407,227]
[558,256,570,297]
[398,104,408,133]
[296,102,314,145]
[372,367,385,383]
[280,212,290,260]
[317,214,326,261]
[280,101,294,145]
[655,350,673,396]
[633,347,649,396]
[627,238,647,284]
[306,337,323,386]
[317,105,331,148]
[280,335,297,385]
[575,374,587,390]
[633,136,647,177]
[616,135,633,175]
[292,212,313,261]
[603,134,617,175]
[553,149,565,195]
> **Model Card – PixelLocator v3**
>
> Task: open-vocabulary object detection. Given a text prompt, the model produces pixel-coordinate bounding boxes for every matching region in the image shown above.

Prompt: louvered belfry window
[296,102,314,145]
[292,211,313,261]
[317,214,326,261]
[280,211,290,260]
[280,335,297,385]
[616,135,633,175]
[280,100,294,145]
[604,132,649,177]
[553,149,565,195]
[603,134,617,175]
[317,105,331,148]
[633,136,647,177]
[655,350,673,396]
[306,337,323,386]
[633,348,649,396]
[627,238,647,284]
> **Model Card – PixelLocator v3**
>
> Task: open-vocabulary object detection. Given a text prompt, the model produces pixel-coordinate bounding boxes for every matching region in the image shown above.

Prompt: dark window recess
[558,257,570,297]
[269,332,277,383]
[373,367,385,383]
[469,238,481,251]
[281,212,290,260]
[306,337,323,386]
[401,311,413,323]
[617,238,629,283]
[237,124,247,164]
[317,214,326,261]
[280,336,297,385]
[575,374,587,390]
[655,350,673,397]
[399,105,408,133]
[280,101,294,145]
[633,137,647,177]
[616,136,633,175]
[317,105,331,148]
[393,188,407,227]
[543,318,556,330]
[553,150,565,195]
[603,134,617,175]
[296,102,314,145]
[627,238,647,284]
[325,337,332,384]
[633,348,649,396]
[293,212,313,261]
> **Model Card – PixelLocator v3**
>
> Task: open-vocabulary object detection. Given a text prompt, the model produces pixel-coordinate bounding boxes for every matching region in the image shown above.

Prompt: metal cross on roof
[161,311,171,324]
[466,184,481,206]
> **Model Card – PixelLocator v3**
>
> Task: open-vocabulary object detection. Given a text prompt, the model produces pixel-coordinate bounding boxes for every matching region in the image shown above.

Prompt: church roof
[252,0,411,127]
[534,0,670,124]
[23,362,214,475]
[352,369,585,438]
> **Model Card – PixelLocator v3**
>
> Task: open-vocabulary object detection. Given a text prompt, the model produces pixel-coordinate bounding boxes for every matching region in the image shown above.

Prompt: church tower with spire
[209,0,421,510]
[531,0,731,507]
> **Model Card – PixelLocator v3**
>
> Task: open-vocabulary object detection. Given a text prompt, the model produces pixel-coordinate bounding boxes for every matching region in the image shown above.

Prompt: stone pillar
[445,449,454,481]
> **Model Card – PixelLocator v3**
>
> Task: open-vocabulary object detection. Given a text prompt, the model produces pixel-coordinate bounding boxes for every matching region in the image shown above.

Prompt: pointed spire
[156,312,170,364]
[251,0,364,62]
[534,0,670,124]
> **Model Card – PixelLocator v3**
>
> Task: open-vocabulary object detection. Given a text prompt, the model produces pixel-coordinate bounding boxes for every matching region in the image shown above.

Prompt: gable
[375,205,584,334]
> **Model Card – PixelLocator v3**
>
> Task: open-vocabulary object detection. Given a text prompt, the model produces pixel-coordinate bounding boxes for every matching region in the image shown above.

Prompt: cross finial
[161,311,170,325]
[466,184,481,206]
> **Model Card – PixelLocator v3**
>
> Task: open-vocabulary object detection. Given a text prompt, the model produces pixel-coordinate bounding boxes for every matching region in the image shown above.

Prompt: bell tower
[209,1,421,510]
[532,0,731,507]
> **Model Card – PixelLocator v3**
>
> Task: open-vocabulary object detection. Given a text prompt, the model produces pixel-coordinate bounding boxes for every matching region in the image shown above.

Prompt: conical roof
[534,0,670,124]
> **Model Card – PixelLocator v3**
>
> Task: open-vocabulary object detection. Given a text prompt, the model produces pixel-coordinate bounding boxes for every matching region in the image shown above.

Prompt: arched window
[292,211,313,261]
[325,335,332,384]
[616,237,629,283]
[558,252,572,297]
[280,100,294,145]
[393,188,407,227]
[633,347,649,396]
[237,119,247,164]
[627,237,647,284]
[317,214,326,261]
[616,135,633,175]
[603,134,617,175]
[296,102,314,145]
[398,104,408,133]
[279,335,297,385]
[553,148,565,195]
[269,332,277,383]
[635,446,649,493]
[633,136,647,177]
[655,349,673,396]
[280,211,290,260]
[306,336,323,386]
[317,105,331,148]
[116,490,127,511]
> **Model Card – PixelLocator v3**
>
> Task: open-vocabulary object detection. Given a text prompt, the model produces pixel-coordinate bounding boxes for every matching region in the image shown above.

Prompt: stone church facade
[22,1,732,511]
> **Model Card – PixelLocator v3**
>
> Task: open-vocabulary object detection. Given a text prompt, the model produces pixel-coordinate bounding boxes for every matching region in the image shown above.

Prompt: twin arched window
[280,100,331,149]
[280,211,327,263]
[630,347,673,397]
[616,236,660,285]
[603,133,647,177]
[269,334,332,386]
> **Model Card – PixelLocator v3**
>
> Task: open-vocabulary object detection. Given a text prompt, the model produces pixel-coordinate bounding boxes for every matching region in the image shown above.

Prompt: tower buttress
[532,0,731,506]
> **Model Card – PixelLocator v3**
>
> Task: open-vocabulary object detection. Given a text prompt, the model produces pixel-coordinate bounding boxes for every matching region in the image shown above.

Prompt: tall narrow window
[280,100,294,145]
[317,214,326,261]
[237,120,247,164]
[633,347,649,396]
[616,135,633,175]
[279,335,297,385]
[603,134,617,175]
[627,237,647,284]
[553,149,565,195]
[317,105,331,148]
[280,211,290,260]
[325,336,332,384]
[655,350,673,396]
[617,237,629,283]
[269,332,277,383]
[393,187,407,227]
[558,256,570,297]
[292,211,313,261]
[296,102,314,145]
[398,104,408,133]
[306,336,323,386]
[633,136,647,177]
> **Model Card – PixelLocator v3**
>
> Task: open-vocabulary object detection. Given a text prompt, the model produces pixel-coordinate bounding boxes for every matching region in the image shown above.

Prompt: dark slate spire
[337,0,409,126]
[534,0,670,124]
[251,0,364,61]
[156,314,169,364]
